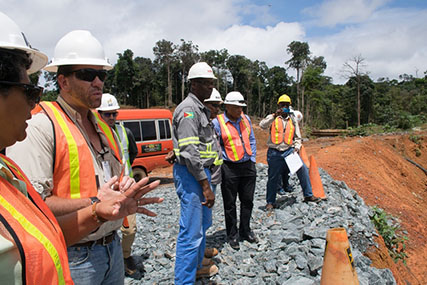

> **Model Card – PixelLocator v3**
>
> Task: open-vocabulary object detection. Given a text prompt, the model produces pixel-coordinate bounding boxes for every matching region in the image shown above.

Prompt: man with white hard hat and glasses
[212,91,258,250]
[7,30,163,284]
[97,93,143,280]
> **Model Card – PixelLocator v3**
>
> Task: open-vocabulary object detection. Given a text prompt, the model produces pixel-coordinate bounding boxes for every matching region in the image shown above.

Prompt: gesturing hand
[96,177,164,221]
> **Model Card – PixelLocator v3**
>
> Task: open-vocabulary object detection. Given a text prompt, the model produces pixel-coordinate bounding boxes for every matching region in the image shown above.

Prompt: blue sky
[1,0,426,84]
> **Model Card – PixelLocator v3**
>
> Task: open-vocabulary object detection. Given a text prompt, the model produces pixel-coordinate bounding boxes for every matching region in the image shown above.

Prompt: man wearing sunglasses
[7,30,144,284]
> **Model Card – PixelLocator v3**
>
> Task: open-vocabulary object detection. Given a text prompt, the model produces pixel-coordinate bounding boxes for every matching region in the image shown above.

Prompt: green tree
[176,39,199,101]
[153,40,176,107]
[286,41,310,111]
[114,49,136,105]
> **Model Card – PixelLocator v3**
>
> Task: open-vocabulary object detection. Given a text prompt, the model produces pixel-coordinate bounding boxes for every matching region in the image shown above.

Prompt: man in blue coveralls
[173,62,219,284]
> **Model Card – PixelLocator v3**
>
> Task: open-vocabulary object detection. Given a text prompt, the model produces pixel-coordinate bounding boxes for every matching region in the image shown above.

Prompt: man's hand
[274,108,283,118]
[96,177,164,220]
[199,179,215,208]
[165,150,176,164]
[97,176,121,201]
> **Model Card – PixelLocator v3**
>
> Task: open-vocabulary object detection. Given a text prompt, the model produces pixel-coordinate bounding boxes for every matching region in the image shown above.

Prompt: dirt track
[151,127,427,284]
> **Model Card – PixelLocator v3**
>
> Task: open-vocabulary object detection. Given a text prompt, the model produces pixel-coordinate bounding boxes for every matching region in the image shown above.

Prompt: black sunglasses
[0,81,43,104]
[68,68,108,82]
[101,111,118,118]
[210,103,221,108]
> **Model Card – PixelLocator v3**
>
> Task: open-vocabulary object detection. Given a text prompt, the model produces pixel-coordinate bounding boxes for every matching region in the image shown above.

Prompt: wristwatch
[90,196,100,205]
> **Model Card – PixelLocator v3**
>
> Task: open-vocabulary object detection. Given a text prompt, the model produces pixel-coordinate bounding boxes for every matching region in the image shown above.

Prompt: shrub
[370,206,408,264]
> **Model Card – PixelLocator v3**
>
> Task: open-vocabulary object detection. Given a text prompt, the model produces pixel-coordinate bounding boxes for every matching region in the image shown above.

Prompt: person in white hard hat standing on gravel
[7,30,163,284]
[97,93,144,280]
[212,91,258,250]
[173,62,219,283]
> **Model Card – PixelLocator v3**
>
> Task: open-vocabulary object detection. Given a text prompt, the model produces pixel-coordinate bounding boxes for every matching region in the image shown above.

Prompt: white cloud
[310,7,427,83]
[304,0,391,26]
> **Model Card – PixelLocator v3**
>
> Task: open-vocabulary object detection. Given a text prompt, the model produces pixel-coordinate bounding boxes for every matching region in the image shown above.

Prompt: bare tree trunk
[296,68,300,110]
[167,63,172,107]
[357,76,361,127]
[181,67,185,102]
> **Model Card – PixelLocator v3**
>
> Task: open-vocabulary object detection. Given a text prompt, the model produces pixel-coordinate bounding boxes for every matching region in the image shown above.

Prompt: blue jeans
[266,148,313,205]
[174,164,212,285]
[67,233,124,285]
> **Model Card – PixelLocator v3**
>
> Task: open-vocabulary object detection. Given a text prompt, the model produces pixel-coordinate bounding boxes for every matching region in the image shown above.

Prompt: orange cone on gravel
[299,145,310,168]
[309,155,327,199]
[320,228,359,285]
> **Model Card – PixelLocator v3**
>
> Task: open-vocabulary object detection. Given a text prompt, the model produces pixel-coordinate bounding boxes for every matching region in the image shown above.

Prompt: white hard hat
[44,30,112,72]
[204,88,223,103]
[97,93,120,111]
[188,62,217,80]
[224,91,246,107]
[293,110,303,122]
[0,11,48,74]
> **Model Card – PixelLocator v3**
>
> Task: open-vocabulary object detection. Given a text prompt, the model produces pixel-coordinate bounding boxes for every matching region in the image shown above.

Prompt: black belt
[71,231,116,247]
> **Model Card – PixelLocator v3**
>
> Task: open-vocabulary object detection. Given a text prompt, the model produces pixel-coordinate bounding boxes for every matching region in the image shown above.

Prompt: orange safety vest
[271,116,295,145]
[38,101,122,199]
[217,113,253,162]
[0,155,73,284]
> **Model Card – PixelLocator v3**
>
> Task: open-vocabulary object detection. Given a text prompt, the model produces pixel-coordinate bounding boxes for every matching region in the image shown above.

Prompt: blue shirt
[212,112,256,163]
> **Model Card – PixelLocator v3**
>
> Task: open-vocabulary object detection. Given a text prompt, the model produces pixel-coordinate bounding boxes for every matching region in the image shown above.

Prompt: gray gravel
[125,163,396,285]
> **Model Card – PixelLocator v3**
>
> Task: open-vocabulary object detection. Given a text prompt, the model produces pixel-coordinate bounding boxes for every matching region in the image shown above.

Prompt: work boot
[241,231,258,243]
[277,188,286,195]
[196,264,219,279]
[204,247,219,258]
[124,256,144,280]
[228,238,240,250]
[202,257,214,266]
[303,196,321,203]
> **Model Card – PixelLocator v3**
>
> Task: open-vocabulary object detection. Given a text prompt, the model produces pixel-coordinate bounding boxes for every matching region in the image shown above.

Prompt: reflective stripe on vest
[271,117,295,145]
[115,124,133,177]
[93,112,122,161]
[217,113,252,162]
[40,102,121,199]
[0,155,72,285]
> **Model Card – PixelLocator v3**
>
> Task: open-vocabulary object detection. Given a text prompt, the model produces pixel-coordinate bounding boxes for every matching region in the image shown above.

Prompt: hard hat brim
[44,58,113,72]
[96,105,120,111]
[1,45,48,74]
[224,102,247,107]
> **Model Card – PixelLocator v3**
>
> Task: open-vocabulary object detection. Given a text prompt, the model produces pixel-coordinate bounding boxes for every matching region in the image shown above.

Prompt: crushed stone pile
[125,163,396,285]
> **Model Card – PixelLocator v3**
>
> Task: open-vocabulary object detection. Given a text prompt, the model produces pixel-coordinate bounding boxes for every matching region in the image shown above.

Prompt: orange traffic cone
[309,155,327,199]
[299,145,310,168]
[320,228,359,285]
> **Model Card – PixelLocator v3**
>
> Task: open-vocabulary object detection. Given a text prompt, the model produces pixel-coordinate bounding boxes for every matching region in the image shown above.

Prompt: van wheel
[133,168,147,182]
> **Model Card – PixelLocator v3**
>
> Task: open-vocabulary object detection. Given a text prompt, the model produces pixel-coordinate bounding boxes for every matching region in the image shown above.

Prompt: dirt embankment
[152,125,426,284]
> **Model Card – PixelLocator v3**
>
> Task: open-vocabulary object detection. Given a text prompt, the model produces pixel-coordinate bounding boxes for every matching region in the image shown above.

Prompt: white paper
[284,152,303,175]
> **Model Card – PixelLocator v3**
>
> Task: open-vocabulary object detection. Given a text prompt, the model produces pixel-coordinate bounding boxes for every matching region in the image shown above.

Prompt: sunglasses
[68,68,108,82]
[210,103,221,108]
[101,112,118,118]
[0,81,43,104]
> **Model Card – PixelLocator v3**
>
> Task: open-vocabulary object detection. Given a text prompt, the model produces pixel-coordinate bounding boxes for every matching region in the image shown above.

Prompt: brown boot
[202,257,214,266]
[204,247,219,258]
[196,264,219,278]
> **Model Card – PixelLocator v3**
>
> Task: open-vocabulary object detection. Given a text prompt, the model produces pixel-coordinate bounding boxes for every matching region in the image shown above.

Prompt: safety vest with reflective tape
[114,124,133,177]
[271,116,295,145]
[217,113,253,162]
[0,155,73,285]
[39,101,122,199]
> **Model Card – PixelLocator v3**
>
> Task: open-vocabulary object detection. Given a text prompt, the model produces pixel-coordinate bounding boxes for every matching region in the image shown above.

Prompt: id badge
[102,160,112,182]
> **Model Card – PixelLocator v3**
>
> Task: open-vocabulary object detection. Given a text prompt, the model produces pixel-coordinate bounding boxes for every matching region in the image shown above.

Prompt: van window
[123,121,141,141]
[159,119,171,139]
[141,121,156,141]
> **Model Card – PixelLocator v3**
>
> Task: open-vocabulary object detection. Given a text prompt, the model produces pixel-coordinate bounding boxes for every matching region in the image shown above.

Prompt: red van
[116,109,173,181]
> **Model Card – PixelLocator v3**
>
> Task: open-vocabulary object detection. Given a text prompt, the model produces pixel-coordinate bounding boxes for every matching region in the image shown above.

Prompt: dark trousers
[221,160,256,240]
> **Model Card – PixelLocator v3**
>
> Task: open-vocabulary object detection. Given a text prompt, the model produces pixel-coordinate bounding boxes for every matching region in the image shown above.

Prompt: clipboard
[284,152,303,175]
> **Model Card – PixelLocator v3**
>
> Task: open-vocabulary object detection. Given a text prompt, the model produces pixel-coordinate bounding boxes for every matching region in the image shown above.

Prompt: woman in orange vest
[0,12,163,284]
